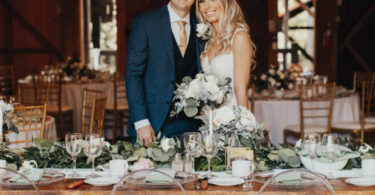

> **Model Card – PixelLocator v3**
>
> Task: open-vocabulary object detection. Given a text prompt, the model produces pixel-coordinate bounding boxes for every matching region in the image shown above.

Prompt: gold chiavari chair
[7,104,47,147]
[332,81,375,144]
[0,65,16,96]
[105,72,129,143]
[34,73,73,138]
[353,72,375,92]
[81,89,106,135]
[17,84,50,106]
[284,83,336,145]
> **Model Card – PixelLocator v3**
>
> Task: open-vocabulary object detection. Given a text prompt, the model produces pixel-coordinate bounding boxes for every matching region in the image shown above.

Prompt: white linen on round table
[253,95,360,145]
[61,81,114,132]
[7,115,57,148]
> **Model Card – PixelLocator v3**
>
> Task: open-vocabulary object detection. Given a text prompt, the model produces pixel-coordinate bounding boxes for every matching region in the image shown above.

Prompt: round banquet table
[253,94,360,145]
[7,115,57,149]
[61,81,115,132]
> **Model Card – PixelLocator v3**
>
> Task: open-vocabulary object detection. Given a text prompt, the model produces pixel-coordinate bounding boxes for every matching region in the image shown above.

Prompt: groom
[126,0,203,146]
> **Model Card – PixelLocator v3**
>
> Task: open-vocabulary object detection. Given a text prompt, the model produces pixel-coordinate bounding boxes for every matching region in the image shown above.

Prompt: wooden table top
[1,178,375,195]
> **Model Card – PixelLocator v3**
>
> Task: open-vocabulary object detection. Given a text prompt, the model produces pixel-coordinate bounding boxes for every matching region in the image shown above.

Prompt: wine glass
[321,134,340,179]
[201,132,219,178]
[302,133,321,172]
[65,133,83,177]
[183,132,202,172]
[84,134,103,178]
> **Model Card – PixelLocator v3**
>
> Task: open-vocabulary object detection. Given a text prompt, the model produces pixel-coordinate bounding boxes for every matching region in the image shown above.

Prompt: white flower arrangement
[1,100,16,140]
[359,143,375,159]
[251,65,293,92]
[160,137,176,152]
[198,105,268,144]
[170,73,232,118]
[196,23,210,40]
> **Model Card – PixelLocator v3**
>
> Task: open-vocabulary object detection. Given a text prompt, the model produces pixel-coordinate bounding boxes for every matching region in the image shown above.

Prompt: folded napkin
[144,169,176,183]
[8,169,43,183]
[273,170,302,183]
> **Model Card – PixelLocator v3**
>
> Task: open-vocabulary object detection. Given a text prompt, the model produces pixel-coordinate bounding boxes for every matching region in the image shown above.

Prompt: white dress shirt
[134,3,191,130]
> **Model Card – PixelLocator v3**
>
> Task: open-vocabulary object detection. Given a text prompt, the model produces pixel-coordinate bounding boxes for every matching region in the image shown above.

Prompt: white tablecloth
[7,115,57,148]
[253,95,360,145]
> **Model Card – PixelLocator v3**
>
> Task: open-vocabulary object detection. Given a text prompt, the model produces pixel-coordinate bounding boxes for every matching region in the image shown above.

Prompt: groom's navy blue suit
[126,5,205,141]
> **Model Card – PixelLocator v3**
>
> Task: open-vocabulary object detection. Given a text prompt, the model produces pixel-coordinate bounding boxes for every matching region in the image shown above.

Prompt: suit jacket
[125,5,204,138]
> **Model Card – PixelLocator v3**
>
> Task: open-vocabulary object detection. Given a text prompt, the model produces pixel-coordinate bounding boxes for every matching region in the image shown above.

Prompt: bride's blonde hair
[196,0,256,65]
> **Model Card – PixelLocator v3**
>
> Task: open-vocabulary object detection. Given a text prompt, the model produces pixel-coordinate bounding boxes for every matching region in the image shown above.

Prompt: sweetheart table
[1,178,375,195]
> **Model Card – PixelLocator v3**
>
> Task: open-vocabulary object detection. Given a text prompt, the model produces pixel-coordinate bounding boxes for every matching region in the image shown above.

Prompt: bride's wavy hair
[196,0,256,66]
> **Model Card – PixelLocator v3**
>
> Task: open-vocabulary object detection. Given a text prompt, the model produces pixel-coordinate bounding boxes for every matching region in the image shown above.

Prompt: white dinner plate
[208,176,245,186]
[84,177,119,187]
[345,177,375,187]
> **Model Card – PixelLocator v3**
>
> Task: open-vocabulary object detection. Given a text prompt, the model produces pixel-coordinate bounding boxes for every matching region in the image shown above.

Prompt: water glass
[303,133,321,172]
[201,132,219,178]
[84,134,103,178]
[65,133,83,177]
[183,132,202,172]
[321,134,340,178]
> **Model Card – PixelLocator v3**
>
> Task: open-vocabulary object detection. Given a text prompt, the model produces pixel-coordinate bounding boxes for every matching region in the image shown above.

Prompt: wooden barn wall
[116,0,275,74]
[0,0,81,80]
[336,0,375,88]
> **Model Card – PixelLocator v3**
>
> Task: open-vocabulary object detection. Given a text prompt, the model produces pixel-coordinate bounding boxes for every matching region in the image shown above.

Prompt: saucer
[208,176,245,186]
[84,177,119,187]
[345,177,375,187]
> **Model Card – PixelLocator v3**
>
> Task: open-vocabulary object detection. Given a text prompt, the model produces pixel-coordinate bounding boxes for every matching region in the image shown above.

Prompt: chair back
[89,95,107,135]
[360,81,375,143]
[33,73,63,108]
[81,89,106,135]
[298,82,336,139]
[111,169,186,195]
[0,65,16,96]
[18,84,50,106]
[7,104,47,148]
[113,72,127,109]
[353,72,374,92]
[258,169,335,195]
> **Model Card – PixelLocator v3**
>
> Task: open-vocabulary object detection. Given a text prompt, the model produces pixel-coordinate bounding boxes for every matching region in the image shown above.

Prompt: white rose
[359,143,373,154]
[213,106,235,127]
[295,139,303,149]
[268,78,276,86]
[185,79,201,98]
[288,83,294,89]
[236,106,257,129]
[269,69,275,75]
[260,74,267,81]
[160,138,175,152]
[278,71,285,79]
[276,82,281,87]
[196,23,210,40]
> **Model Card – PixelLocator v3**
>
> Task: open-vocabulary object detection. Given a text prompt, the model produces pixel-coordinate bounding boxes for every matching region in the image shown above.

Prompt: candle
[209,108,213,137]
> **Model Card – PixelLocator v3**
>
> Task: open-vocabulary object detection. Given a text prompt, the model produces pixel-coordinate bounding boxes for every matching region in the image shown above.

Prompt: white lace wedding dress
[201,29,246,108]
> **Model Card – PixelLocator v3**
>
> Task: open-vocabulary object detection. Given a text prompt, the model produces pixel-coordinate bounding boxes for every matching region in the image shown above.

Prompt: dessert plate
[208,176,245,186]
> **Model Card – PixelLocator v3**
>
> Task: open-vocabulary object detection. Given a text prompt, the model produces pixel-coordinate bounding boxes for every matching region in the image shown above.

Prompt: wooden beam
[347,44,372,72]
[295,0,314,17]
[0,0,64,60]
[339,2,375,50]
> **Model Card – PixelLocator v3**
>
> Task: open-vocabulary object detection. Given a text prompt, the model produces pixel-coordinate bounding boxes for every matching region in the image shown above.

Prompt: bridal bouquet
[198,105,268,146]
[170,73,232,117]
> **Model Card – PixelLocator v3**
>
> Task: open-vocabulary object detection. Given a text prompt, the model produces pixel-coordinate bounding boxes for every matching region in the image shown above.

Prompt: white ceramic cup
[0,160,6,174]
[362,159,375,177]
[232,159,254,178]
[110,159,128,178]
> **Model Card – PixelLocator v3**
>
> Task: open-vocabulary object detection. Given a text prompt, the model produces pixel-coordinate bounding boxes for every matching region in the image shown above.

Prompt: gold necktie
[177,20,187,57]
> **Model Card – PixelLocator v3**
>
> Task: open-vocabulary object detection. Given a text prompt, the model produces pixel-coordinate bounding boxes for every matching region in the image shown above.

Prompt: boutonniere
[196,23,210,40]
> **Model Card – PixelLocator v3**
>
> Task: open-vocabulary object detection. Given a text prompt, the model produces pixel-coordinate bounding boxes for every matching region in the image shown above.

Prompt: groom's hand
[137,125,156,147]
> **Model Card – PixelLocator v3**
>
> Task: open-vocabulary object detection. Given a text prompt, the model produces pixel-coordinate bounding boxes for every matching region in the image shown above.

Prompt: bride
[196,0,255,109]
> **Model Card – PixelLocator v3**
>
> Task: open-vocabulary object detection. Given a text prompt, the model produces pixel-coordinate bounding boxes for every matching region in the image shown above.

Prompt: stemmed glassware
[65,133,83,177]
[84,134,103,178]
[201,132,219,178]
[183,132,202,173]
[302,133,321,172]
[321,134,340,179]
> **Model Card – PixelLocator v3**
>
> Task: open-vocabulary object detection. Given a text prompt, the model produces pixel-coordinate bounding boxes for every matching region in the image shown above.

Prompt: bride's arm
[233,31,253,109]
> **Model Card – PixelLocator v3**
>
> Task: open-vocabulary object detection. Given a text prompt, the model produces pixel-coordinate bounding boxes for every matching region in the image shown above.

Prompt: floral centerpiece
[170,74,232,117]
[0,100,17,147]
[251,65,293,92]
